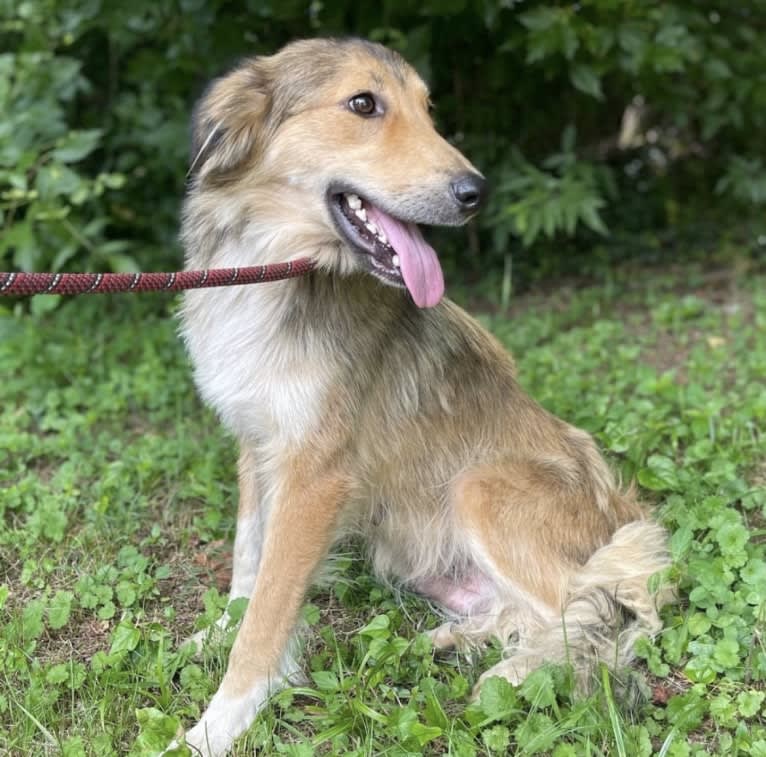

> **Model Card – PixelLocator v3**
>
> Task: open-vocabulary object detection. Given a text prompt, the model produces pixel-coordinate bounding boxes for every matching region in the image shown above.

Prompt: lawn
[1,252,765,756]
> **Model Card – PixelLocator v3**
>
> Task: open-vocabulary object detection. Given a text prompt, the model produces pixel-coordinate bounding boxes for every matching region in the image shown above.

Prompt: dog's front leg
[227,446,264,602]
[188,447,264,651]
[183,466,349,757]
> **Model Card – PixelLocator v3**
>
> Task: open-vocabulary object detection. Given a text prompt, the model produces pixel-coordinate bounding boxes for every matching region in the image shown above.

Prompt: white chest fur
[181,281,328,447]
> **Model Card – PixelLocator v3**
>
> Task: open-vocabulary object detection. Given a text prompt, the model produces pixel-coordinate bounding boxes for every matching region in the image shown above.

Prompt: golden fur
[175,38,671,756]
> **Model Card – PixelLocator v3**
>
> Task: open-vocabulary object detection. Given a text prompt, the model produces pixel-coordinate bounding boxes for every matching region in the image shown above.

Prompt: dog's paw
[181,679,271,757]
[426,621,483,653]
[472,655,541,700]
[183,614,234,657]
[183,721,231,757]
[426,622,458,650]
[183,627,216,657]
[159,737,191,756]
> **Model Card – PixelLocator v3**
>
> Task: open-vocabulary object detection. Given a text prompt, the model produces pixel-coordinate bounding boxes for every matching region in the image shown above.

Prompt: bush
[2,1,765,280]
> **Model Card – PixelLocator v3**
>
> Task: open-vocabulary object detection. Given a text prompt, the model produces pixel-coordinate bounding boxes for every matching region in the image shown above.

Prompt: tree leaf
[51,130,103,163]
[570,64,604,100]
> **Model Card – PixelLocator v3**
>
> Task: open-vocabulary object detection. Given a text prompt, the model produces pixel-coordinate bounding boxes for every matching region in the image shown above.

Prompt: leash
[0,257,317,296]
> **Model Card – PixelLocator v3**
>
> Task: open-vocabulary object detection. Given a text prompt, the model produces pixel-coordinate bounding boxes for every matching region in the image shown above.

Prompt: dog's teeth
[346,193,362,210]
[378,231,388,245]
[366,222,378,235]
[392,254,400,267]
[355,208,367,222]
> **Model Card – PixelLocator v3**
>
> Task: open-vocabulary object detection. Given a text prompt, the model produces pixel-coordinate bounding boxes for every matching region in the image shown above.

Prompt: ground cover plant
[1,248,765,755]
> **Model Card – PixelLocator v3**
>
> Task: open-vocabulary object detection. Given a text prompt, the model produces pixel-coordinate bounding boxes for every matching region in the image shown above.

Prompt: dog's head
[188,38,485,308]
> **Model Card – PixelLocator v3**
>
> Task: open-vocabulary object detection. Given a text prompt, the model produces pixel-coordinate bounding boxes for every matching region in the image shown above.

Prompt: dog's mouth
[328,191,445,308]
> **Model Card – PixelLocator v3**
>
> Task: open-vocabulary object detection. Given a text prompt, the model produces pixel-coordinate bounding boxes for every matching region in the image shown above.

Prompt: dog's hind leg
[183,463,349,757]
[187,446,265,652]
[445,463,668,694]
[428,463,580,683]
[475,520,670,692]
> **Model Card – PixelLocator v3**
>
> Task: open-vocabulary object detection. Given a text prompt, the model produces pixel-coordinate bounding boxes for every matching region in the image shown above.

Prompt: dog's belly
[413,572,497,615]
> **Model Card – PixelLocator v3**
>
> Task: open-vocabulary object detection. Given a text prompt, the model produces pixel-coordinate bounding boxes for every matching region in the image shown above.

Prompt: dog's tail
[513,520,672,687]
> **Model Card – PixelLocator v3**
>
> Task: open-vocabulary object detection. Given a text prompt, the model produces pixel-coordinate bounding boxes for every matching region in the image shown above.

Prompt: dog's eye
[349,93,378,117]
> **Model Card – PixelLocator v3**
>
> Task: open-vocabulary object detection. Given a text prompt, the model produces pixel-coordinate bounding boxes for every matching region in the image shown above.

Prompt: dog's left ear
[188,59,275,181]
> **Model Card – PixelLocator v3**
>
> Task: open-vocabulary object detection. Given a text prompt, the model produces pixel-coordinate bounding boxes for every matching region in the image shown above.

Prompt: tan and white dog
[178,37,670,755]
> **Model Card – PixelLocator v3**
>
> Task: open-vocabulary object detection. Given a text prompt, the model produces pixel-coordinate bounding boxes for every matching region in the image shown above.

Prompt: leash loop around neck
[0,257,317,297]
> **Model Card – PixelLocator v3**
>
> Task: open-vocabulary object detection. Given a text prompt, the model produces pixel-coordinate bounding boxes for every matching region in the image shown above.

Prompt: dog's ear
[188,59,274,180]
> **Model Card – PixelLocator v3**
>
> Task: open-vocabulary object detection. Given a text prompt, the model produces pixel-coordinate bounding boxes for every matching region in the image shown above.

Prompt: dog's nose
[450,173,486,211]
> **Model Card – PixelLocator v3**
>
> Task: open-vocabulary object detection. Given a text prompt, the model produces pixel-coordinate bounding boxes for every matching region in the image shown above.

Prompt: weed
[1,257,765,755]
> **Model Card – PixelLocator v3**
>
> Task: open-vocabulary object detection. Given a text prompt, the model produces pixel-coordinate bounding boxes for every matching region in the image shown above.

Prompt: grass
[1,251,765,756]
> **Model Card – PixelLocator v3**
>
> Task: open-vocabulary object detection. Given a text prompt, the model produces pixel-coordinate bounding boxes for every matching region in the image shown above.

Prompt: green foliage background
[2,0,766,281]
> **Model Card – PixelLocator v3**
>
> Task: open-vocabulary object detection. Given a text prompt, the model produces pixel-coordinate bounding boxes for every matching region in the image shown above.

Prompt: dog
[177,37,670,755]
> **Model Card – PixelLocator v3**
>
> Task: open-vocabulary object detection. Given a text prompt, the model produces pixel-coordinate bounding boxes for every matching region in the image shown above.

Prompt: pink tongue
[365,205,444,308]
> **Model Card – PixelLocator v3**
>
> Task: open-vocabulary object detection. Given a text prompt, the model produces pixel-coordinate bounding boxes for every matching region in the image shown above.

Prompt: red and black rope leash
[0,257,317,296]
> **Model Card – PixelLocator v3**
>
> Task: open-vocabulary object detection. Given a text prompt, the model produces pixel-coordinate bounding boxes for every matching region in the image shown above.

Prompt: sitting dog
[178,37,669,755]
